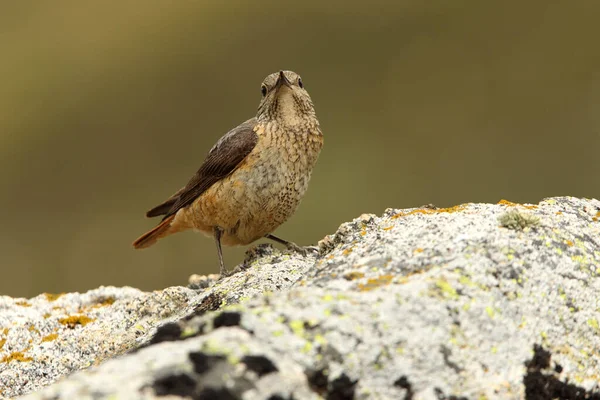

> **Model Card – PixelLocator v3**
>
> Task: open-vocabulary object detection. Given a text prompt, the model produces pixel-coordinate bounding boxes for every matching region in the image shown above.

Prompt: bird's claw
[287,243,319,256]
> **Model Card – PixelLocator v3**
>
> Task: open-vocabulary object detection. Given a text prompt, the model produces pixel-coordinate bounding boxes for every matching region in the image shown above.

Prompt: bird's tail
[132,215,176,249]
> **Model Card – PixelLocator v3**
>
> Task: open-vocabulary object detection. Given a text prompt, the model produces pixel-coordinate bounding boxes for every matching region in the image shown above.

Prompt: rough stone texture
[2,197,600,399]
[0,248,314,398]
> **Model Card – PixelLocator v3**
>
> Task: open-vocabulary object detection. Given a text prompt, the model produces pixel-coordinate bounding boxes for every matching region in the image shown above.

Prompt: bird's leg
[214,226,228,277]
[264,233,318,256]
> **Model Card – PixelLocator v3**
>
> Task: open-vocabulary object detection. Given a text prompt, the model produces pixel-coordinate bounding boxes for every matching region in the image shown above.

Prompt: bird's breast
[243,124,322,202]
[187,122,323,245]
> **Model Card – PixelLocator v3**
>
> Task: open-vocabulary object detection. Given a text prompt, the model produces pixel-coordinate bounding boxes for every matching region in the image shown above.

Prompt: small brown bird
[133,70,323,276]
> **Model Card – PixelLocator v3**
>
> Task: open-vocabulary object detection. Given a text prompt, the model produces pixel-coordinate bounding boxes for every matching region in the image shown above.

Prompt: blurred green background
[1,1,599,298]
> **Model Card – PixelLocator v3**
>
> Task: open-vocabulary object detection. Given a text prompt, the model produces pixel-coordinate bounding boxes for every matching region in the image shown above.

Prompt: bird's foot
[286,242,319,257]
[264,234,319,257]
[218,266,232,279]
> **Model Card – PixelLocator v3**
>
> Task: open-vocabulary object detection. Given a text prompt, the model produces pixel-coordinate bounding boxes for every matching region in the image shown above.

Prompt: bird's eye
[261,85,267,97]
[298,78,303,88]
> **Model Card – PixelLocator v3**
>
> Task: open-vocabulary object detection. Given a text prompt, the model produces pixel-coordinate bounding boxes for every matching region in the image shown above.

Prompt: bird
[132,70,323,276]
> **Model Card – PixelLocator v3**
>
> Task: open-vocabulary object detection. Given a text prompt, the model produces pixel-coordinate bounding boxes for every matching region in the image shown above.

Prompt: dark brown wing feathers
[145,187,185,218]
[146,118,259,221]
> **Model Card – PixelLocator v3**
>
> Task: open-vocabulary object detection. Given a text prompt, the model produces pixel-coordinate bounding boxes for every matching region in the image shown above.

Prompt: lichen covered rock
[3,197,600,399]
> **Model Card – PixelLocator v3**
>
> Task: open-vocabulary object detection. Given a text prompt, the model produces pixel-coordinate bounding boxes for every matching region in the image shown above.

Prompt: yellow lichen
[322,294,334,302]
[392,204,467,219]
[0,338,5,349]
[459,275,475,287]
[518,317,527,329]
[435,279,459,299]
[2,328,8,335]
[497,199,538,209]
[15,301,31,307]
[1,351,33,363]
[44,293,64,301]
[358,275,393,292]
[344,271,365,281]
[59,315,95,328]
[289,320,305,336]
[301,341,312,353]
[414,248,424,253]
[314,334,327,345]
[41,333,58,343]
[94,296,116,307]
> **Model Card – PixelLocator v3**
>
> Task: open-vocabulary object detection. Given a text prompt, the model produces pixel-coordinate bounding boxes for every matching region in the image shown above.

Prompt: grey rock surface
[2,197,600,399]
[0,247,314,398]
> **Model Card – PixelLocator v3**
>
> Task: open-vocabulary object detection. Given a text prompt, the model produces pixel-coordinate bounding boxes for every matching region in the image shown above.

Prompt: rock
[0,245,315,399]
[3,197,600,399]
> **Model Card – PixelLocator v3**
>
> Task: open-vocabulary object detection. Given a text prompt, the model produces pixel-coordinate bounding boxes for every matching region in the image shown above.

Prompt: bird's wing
[145,187,186,218]
[146,118,259,220]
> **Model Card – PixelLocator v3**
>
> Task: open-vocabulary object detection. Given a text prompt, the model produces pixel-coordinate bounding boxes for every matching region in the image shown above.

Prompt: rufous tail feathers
[132,215,176,249]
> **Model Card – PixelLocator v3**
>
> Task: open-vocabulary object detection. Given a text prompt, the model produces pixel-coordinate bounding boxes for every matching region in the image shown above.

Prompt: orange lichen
[342,248,353,255]
[44,293,65,301]
[91,296,116,308]
[28,325,39,334]
[358,275,394,292]
[391,204,467,219]
[497,199,537,210]
[593,211,600,222]
[415,248,424,253]
[383,226,394,231]
[15,301,31,307]
[41,333,58,343]
[0,338,6,350]
[344,271,365,281]
[59,315,95,328]
[1,352,33,363]
[565,240,574,247]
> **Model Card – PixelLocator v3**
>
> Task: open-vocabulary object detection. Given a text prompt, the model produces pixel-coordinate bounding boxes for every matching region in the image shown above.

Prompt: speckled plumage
[180,119,322,245]
[133,70,323,273]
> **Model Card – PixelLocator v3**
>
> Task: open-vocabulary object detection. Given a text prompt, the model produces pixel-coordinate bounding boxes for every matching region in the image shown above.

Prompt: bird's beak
[275,70,292,90]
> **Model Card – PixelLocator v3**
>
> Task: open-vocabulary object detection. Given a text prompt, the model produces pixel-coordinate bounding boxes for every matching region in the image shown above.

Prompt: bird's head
[256,70,316,126]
